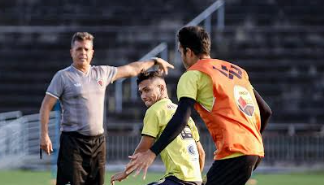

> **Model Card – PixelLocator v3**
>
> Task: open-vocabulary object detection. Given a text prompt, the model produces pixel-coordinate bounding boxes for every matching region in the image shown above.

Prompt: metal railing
[0,111,22,127]
[266,123,324,136]
[174,0,225,67]
[263,135,324,163]
[186,0,225,30]
[0,111,59,169]
[112,0,225,113]
[0,117,28,169]
[0,118,28,156]
[114,42,168,113]
[106,133,324,164]
[23,111,60,155]
[106,123,324,163]
[0,110,25,168]
[1,112,324,169]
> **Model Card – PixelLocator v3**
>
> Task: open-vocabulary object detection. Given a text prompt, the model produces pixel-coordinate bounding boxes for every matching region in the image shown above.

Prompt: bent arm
[150,97,196,156]
[254,89,272,133]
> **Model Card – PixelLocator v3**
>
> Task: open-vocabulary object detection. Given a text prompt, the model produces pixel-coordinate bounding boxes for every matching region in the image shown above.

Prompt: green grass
[0,170,323,185]
[253,173,324,185]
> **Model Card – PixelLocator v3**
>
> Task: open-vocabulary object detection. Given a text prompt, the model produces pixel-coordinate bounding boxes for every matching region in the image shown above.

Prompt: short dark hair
[177,26,210,56]
[71,32,94,48]
[137,70,164,85]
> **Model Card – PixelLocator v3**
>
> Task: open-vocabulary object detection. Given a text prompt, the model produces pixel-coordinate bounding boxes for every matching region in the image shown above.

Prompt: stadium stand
[219,0,324,125]
[1,0,324,129]
[1,0,324,169]
[0,0,214,114]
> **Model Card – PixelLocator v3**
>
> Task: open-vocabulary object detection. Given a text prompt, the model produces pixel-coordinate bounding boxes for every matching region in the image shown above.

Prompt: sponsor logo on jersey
[234,85,254,117]
[188,144,197,155]
[180,126,193,139]
[98,80,103,86]
[167,103,177,109]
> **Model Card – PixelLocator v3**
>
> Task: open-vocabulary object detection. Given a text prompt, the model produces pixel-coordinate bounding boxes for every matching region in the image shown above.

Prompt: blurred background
[0,0,324,184]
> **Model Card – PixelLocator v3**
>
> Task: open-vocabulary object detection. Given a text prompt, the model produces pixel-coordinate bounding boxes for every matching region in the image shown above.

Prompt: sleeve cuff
[141,134,156,139]
[46,92,59,99]
[141,132,157,138]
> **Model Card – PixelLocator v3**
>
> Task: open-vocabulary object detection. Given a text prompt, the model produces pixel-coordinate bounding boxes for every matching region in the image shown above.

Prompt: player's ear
[187,48,194,57]
[158,84,164,93]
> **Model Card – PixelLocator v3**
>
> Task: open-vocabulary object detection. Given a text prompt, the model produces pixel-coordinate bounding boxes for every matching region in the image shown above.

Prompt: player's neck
[187,55,211,69]
[199,55,211,60]
[158,96,169,102]
[73,64,90,74]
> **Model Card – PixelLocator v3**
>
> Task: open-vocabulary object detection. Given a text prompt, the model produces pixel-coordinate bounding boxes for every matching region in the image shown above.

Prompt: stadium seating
[1,0,324,128]
[0,0,213,114]
[219,0,324,125]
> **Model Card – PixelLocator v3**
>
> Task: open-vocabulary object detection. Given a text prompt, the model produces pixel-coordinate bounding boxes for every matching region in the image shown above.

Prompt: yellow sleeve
[177,71,200,101]
[142,109,160,138]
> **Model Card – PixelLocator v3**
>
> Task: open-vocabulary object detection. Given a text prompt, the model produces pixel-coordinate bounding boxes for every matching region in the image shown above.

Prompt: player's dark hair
[177,26,210,56]
[71,32,94,48]
[137,70,164,85]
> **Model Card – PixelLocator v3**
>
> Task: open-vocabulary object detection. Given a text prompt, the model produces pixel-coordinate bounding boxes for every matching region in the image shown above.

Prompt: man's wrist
[41,131,49,137]
[150,57,159,65]
[149,145,159,156]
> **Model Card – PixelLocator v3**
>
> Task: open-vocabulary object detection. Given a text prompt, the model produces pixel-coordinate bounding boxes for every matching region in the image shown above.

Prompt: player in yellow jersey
[126,26,272,185]
[110,70,205,185]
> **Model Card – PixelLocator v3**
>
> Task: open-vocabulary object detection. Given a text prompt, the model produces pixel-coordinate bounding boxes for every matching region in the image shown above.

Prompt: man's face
[70,40,94,68]
[138,79,162,107]
[178,43,190,69]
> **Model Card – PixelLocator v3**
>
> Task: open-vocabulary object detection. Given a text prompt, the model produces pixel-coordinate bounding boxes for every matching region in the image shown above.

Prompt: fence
[1,111,324,170]
[263,135,324,164]
[0,111,59,169]
[0,111,22,127]
[106,133,324,165]
[0,111,27,169]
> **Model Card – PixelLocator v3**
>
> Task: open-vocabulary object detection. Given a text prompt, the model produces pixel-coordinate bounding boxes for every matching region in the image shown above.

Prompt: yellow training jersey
[142,98,202,182]
[177,70,214,112]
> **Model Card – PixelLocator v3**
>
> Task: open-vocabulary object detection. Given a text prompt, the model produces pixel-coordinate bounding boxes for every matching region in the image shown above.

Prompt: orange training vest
[189,59,264,159]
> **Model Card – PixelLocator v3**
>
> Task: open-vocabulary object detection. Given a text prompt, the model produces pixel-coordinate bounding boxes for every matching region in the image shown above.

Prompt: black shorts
[205,155,261,185]
[56,132,106,185]
[147,176,201,185]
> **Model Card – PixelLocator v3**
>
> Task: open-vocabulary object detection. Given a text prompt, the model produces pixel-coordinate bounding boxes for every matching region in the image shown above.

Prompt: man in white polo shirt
[39,32,174,185]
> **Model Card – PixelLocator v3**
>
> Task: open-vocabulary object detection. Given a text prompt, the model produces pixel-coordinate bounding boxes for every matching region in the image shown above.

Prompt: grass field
[0,170,323,185]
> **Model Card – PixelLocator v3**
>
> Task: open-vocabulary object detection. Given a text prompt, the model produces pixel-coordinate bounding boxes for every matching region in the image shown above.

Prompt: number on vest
[213,65,242,80]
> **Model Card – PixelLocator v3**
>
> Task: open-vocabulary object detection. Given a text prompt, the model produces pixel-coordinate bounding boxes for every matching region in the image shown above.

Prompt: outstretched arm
[112,57,174,81]
[110,136,154,184]
[125,97,196,178]
[254,89,272,133]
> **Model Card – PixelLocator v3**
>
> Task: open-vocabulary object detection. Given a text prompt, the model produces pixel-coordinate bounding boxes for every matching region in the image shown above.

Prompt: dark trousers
[205,155,261,185]
[56,132,106,185]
